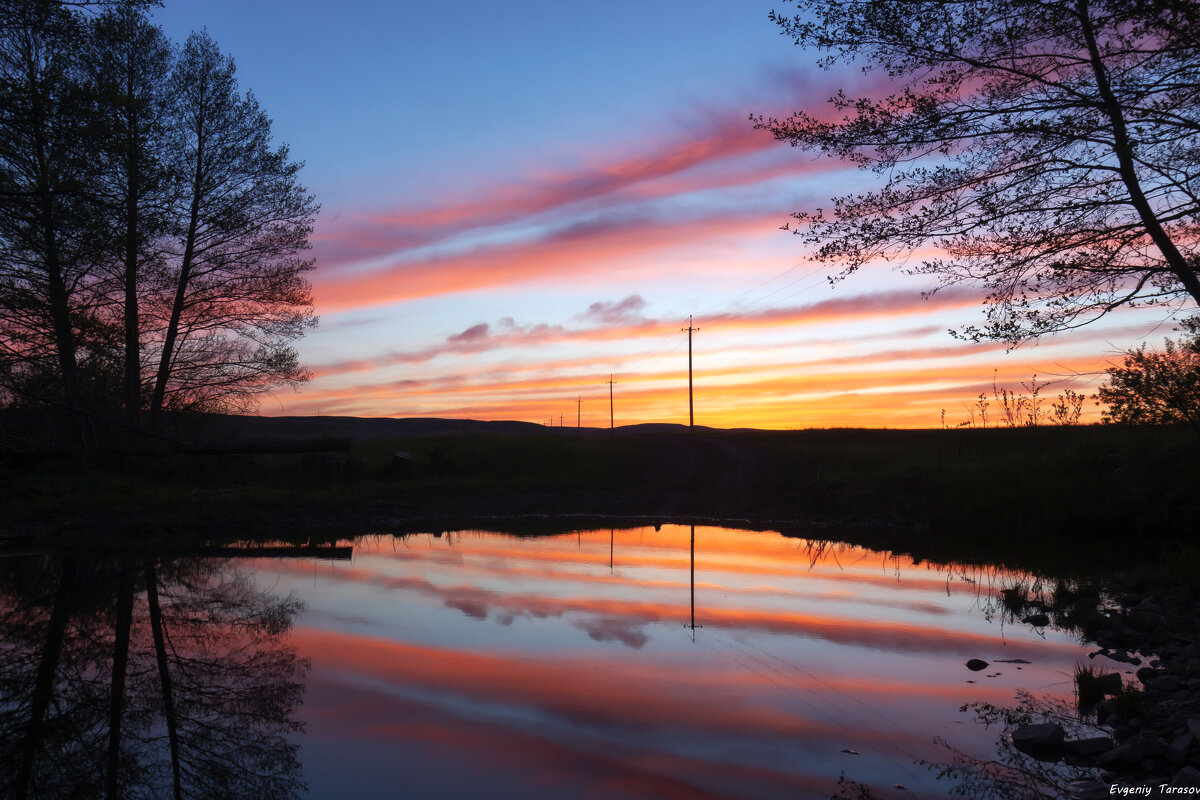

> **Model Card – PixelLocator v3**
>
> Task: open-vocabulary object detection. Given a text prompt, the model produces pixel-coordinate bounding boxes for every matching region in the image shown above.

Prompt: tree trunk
[105,565,135,800]
[148,191,200,422]
[1077,0,1200,308]
[123,131,141,421]
[145,561,182,800]
[14,557,76,800]
[149,133,203,421]
[29,58,80,412]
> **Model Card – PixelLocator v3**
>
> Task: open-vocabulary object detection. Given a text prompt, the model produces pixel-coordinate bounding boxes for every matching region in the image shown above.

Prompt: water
[0,525,1094,799]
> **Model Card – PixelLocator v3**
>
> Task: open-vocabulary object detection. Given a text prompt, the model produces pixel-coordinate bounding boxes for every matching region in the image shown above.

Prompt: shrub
[1097,336,1200,429]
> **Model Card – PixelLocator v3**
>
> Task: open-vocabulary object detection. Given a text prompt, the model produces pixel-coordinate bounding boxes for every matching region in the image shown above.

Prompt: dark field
[2,413,1196,577]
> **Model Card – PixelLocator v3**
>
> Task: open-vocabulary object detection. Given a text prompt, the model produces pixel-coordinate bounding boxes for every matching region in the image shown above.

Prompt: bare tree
[81,2,172,420]
[147,30,317,418]
[0,2,100,411]
[757,0,1200,344]
[0,3,317,425]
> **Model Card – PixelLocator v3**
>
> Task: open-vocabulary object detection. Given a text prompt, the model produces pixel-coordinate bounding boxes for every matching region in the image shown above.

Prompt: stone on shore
[1172,766,1200,789]
[1062,737,1114,758]
[1012,723,1064,753]
[1097,737,1166,767]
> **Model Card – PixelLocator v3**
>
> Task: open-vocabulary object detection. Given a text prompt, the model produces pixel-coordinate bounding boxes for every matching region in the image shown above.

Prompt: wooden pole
[682,317,699,427]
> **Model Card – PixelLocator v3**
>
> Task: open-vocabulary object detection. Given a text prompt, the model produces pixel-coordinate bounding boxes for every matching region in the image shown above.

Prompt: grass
[3,416,1198,571]
[1074,664,1116,713]
[1111,683,1143,718]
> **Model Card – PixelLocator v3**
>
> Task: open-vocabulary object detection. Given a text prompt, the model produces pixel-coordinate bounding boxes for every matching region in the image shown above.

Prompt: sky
[152,0,1187,429]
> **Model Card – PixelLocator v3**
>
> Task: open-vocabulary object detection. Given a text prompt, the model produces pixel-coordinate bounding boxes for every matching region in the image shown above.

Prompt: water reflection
[0,527,1097,799]
[268,525,1087,799]
[0,552,308,800]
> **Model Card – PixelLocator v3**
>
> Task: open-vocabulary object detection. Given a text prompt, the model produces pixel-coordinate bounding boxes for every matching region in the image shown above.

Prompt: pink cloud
[313,115,789,269]
[311,286,981,379]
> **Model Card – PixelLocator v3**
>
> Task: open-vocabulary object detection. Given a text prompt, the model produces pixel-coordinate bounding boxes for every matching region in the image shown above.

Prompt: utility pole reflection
[688,525,701,641]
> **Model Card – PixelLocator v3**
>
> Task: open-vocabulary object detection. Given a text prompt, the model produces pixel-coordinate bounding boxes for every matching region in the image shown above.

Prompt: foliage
[829,774,883,800]
[1096,335,1200,429]
[757,0,1200,344]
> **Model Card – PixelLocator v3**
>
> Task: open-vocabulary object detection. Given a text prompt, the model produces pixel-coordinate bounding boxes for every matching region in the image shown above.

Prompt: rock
[1021,613,1050,627]
[1173,766,1200,788]
[1096,700,1116,723]
[1188,718,1200,739]
[966,658,988,671]
[1137,666,1167,686]
[1065,780,1112,800]
[1062,737,1115,758]
[1168,732,1193,764]
[1105,650,1142,665]
[1096,672,1123,695]
[1148,675,1182,692]
[1097,736,1167,767]
[1012,723,1065,753]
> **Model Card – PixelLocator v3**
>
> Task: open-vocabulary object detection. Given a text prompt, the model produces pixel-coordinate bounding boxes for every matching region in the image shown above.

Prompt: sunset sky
[154,1,1186,429]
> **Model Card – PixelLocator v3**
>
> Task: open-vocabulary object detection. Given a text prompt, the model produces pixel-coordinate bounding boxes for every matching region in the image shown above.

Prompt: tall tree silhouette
[80,3,172,420]
[0,3,99,411]
[0,3,317,422]
[147,30,316,417]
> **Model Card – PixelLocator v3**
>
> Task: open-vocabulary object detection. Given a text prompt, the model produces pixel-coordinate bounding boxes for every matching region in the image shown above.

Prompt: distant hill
[185,414,711,442]
[188,414,552,441]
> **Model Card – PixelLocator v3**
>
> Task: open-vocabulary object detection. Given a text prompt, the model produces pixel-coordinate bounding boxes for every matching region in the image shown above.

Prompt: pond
[1,525,1097,799]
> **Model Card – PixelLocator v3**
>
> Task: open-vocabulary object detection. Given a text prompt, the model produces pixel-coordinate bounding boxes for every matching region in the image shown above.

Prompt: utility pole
[605,375,615,429]
[576,395,581,433]
[682,316,699,427]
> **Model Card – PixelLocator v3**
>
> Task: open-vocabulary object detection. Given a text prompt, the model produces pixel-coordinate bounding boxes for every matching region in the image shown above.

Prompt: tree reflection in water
[0,552,308,799]
[920,692,1105,800]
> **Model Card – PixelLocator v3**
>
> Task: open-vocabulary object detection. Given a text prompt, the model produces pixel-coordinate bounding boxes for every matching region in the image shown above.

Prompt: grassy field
[1,414,1196,574]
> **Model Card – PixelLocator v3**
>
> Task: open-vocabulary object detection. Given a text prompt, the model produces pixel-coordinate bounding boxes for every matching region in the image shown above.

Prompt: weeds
[1051,389,1084,426]
[944,372,1084,428]
[1111,684,1142,718]
[1073,664,1117,714]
